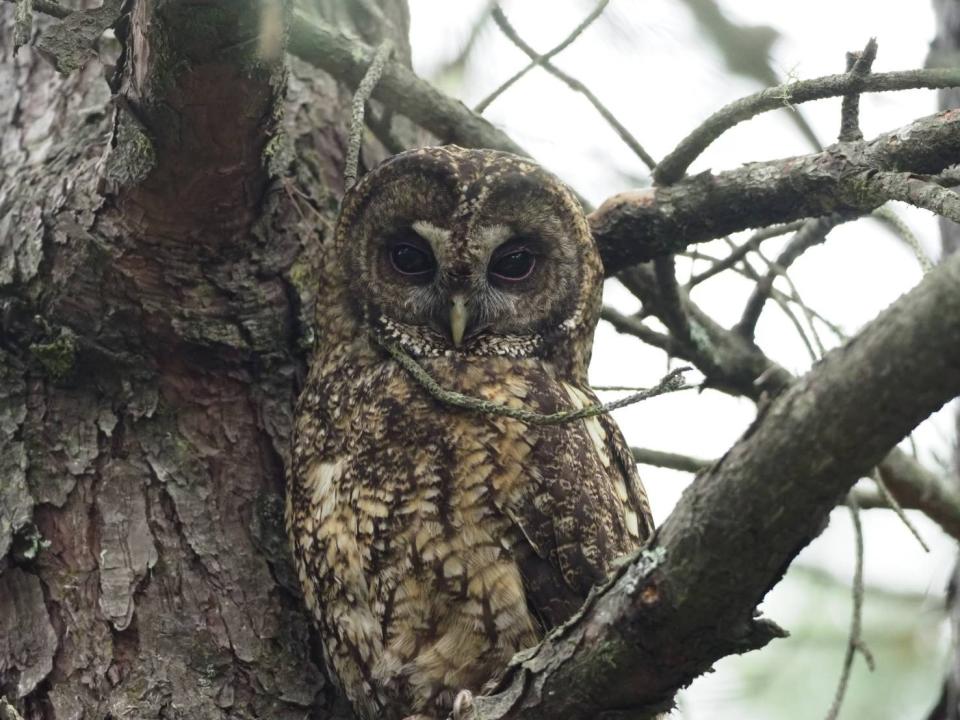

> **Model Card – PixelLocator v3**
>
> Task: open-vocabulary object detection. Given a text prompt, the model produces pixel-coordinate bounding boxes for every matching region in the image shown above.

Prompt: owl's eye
[489,248,535,282]
[390,243,435,278]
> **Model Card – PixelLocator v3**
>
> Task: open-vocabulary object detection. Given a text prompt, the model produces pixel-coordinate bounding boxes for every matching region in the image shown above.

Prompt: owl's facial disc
[376,219,566,350]
[338,147,602,364]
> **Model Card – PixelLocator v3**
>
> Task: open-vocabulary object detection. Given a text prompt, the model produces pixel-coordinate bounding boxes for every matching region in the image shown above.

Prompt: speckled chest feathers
[286,146,654,720]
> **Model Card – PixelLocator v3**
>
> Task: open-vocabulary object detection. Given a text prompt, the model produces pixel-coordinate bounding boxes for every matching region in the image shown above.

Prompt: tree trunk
[0,2,408,717]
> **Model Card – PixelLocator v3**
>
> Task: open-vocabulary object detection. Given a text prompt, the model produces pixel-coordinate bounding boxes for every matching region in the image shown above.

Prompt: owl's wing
[595,404,656,541]
[490,378,654,631]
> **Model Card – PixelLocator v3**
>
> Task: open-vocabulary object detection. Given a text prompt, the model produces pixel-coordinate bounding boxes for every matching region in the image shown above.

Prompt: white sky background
[407,1,953,717]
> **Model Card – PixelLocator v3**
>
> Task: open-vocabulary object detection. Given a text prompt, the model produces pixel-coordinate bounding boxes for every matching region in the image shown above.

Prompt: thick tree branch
[288,10,528,156]
[468,236,960,720]
[590,109,960,274]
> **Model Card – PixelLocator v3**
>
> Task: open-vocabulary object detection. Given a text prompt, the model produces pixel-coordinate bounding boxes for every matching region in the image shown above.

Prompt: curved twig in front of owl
[377,337,693,426]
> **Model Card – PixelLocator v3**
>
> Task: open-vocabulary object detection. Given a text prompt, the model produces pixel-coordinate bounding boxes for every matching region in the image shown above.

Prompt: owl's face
[336,146,603,369]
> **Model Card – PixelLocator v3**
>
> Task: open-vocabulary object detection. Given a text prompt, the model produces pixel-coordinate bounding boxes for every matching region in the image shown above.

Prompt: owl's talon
[452,689,475,720]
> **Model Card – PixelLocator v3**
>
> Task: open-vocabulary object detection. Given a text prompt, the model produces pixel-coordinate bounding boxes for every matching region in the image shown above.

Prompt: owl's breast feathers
[287,350,653,718]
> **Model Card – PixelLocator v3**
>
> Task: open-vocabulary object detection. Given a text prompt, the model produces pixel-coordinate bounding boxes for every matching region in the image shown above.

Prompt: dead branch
[288,10,528,156]
[590,109,960,274]
[475,0,609,114]
[489,4,656,170]
[654,65,960,184]
[607,263,960,542]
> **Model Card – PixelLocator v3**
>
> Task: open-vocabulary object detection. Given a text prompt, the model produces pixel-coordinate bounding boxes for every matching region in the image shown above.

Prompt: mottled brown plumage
[286,146,654,720]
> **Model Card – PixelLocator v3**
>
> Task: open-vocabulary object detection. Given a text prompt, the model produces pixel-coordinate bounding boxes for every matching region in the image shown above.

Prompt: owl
[286,146,654,720]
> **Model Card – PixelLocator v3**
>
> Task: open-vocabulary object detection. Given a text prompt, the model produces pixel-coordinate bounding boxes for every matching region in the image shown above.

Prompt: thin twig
[824,495,875,720]
[721,246,820,361]
[631,447,711,473]
[839,38,878,143]
[435,0,496,79]
[378,337,692,425]
[344,40,393,192]
[870,469,930,552]
[600,306,687,357]
[490,5,657,170]
[751,245,827,358]
[475,0,609,113]
[686,221,805,288]
[871,205,935,273]
[738,215,846,339]
[653,255,694,347]
[2,0,66,19]
[654,65,960,184]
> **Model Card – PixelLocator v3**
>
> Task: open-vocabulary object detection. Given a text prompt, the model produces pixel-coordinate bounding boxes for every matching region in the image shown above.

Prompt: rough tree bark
[0,1,406,717]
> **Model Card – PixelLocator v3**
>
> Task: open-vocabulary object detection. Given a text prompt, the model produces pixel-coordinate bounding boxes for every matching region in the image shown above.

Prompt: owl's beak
[449,295,468,347]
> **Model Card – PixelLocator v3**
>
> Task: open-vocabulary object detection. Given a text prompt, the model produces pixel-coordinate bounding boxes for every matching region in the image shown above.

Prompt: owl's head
[335,146,603,375]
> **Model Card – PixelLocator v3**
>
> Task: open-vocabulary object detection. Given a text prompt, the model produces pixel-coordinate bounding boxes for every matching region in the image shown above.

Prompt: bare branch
[590,109,960,274]
[654,65,960,184]
[652,255,697,357]
[288,11,529,156]
[631,447,711,473]
[878,449,960,542]
[13,0,32,51]
[737,215,847,339]
[344,40,394,191]
[600,306,685,357]
[489,4,657,170]
[824,497,874,720]
[469,246,960,720]
[687,221,805,288]
[475,0,609,113]
[860,171,960,224]
[613,260,960,542]
[380,337,692,426]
